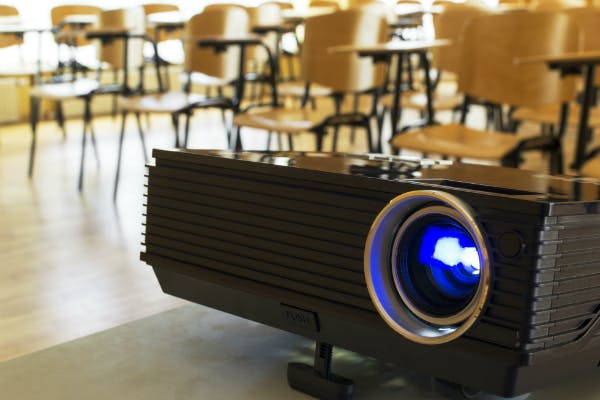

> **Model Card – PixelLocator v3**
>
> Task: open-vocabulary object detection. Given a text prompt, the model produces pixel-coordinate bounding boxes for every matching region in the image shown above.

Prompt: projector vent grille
[525,214,600,351]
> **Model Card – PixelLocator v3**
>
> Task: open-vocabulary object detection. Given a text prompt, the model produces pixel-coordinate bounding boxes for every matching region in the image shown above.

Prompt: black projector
[141,149,600,400]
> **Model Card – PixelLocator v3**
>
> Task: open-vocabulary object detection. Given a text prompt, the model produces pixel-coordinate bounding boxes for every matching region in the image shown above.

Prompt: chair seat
[381,90,463,112]
[119,92,207,113]
[233,108,332,133]
[581,156,600,179]
[29,78,100,100]
[391,123,520,160]
[183,72,231,88]
[0,64,56,78]
[278,81,333,98]
[513,103,600,127]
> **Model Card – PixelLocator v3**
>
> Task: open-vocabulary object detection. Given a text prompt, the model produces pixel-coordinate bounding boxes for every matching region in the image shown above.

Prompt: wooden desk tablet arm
[84,29,159,95]
[192,35,279,110]
[516,51,600,169]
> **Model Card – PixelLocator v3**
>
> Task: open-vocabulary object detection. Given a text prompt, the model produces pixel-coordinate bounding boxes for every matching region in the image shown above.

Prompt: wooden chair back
[350,1,396,23]
[184,7,249,81]
[246,2,283,64]
[301,9,388,93]
[51,5,102,47]
[98,7,146,71]
[432,3,491,75]
[458,11,579,107]
[0,5,23,49]
[530,0,585,9]
[565,7,600,85]
[142,3,179,15]
[51,5,102,26]
[143,3,181,43]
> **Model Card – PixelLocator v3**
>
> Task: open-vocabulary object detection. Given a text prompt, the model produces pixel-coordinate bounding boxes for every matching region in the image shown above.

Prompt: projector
[141,149,600,400]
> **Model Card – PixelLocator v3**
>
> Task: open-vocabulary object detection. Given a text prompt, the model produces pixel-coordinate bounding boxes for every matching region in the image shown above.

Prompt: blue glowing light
[417,224,481,298]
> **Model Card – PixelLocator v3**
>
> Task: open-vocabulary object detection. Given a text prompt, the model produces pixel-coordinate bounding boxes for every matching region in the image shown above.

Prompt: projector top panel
[152,149,600,205]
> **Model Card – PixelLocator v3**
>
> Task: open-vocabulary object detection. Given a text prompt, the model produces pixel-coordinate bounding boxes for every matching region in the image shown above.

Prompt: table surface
[0,24,53,34]
[329,39,450,55]
[60,14,98,26]
[147,11,186,26]
[0,304,598,400]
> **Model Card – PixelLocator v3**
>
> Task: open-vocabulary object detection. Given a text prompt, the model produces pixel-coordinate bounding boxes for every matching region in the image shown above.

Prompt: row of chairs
[17,3,600,200]
[389,2,600,178]
[23,3,389,200]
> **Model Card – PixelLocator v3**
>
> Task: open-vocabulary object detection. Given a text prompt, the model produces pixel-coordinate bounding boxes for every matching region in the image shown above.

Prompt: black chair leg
[113,111,128,202]
[332,95,343,152]
[136,112,149,162]
[183,110,192,148]
[377,107,386,144]
[217,86,227,129]
[28,97,40,178]
[90,124,101,169]
[550,148,564,175]
[56,101,66,140]
[78,99,92,192]
[169,112,180,148]
[350,94,359,145]
[365,119,374,153]
[266,131,272,150]
[316,130,325,151]
[232,125,242,151]
[287,133,294,151]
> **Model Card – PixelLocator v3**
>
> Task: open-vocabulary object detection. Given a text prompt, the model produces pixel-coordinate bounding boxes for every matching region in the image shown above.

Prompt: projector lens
[364,191,491,344]
[394,216,482,319]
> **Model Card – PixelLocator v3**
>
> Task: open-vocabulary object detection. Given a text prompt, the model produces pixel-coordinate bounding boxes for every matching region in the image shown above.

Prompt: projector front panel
[143,151,550,352]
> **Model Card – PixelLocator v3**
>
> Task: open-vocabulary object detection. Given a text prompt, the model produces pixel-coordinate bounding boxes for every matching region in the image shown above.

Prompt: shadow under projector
[141,149,600,400]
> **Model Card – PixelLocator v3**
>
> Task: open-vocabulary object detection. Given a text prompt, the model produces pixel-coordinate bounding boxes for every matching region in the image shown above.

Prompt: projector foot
[287,341,354,400]
[431,378,531,400]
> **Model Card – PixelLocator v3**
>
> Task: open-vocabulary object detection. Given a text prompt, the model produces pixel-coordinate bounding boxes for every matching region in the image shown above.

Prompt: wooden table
[516,50,600,170]
[330,39,450,152]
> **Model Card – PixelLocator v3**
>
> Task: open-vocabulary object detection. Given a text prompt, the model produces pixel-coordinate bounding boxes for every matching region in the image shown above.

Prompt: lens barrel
[365,191,490,344]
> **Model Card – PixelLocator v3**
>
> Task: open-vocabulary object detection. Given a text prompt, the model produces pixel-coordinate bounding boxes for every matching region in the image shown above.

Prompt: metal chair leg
[365,118,374,153]
[332,94,343,152]
[90,124,101,169]
[78,98,92,192]
[56,101,66,140]
[113,111,128,202]
[232,125,242,151]
[183,110,192,148]
[169,113,180,148]
[136,112,149,162]
[28,97,40,178]
[350,94,359,145]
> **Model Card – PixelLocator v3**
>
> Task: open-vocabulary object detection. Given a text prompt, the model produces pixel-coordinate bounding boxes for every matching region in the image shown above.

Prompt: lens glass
[395,217,482,318]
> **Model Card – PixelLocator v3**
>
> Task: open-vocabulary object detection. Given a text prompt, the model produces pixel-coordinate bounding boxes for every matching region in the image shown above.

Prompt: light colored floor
[0,97,594,363]
[1,305,599,400]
